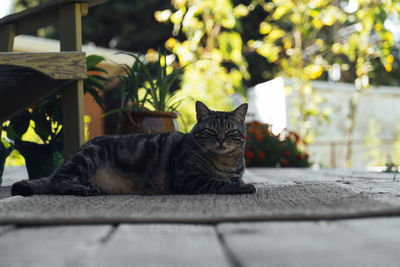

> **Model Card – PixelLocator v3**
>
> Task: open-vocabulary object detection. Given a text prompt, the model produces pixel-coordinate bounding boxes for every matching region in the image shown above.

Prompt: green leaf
[89,66,108,74]
[6,111,31,140]
[85,76,105,90]
[86,87,105,109]
[32,112,52,143]
[86,55,105,69]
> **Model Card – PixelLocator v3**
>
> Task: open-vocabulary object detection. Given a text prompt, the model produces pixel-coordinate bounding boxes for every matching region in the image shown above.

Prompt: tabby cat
[11,101,256,196]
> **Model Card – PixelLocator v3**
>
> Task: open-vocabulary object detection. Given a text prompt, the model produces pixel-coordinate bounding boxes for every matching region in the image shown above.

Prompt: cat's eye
[196,128,216,138]
[226,129,238,136]
[203,128,216,135]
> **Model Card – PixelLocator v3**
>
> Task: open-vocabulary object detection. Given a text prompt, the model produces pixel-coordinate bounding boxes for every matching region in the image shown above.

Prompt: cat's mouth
[214,144,233,154]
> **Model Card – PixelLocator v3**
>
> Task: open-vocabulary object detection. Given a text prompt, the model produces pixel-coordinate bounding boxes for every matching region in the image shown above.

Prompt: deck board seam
[99,224,119,244]
[215,226,244,267]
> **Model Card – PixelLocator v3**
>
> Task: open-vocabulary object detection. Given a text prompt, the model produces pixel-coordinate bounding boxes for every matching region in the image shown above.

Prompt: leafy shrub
[245,121,309,167]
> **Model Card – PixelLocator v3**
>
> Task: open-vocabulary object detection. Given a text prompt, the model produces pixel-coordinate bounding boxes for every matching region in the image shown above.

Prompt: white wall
[248,79,400,169]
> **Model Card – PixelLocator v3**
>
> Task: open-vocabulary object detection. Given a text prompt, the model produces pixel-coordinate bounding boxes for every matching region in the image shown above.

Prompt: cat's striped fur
[11,101,256,196]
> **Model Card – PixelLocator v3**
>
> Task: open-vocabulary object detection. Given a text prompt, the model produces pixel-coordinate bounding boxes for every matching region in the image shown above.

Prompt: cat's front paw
[237,183,256,194]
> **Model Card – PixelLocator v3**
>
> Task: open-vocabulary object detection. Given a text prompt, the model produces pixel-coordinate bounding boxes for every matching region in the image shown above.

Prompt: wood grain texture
[218,218,400,267]
[90,224,231,267]
[0,52,87,79]
[0,226,112,267]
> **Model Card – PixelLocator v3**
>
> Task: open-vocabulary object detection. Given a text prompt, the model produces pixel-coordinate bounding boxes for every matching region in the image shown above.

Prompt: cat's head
[191,101,248,155]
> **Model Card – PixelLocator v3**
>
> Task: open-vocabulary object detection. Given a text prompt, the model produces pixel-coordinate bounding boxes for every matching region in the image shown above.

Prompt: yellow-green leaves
[305,64,324,80]
[217,32,243,64]
[233,4,249,18]
[155,0,250,131]
[259,22,272,35]
[154,9,172,23]
[272,1,294,20]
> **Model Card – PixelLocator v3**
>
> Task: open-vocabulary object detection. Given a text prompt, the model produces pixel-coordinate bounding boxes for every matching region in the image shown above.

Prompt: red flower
[256,134,263,141]
[248,127,259,134]
[281,158,289,166]
[245,150,254,159]
[283,150,290,156]
[246,135,249,141]
[250,121,260,126]
[258,151,266,159]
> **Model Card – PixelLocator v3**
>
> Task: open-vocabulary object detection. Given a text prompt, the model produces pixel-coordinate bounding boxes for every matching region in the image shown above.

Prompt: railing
[309,139,397,168]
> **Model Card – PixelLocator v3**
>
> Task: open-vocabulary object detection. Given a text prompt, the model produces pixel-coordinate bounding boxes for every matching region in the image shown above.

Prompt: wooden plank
[0,24,15,52]
[91,224,231,267]
[59,3,85,159]
[0,226,112,267]
[0,52,87,79]
[59,4,83,52]
[15,11,58,36]
[218,218,400,267]
[0,0,107,29]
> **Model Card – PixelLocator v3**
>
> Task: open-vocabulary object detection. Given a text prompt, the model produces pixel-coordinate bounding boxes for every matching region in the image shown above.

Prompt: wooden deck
[0,167,399,267]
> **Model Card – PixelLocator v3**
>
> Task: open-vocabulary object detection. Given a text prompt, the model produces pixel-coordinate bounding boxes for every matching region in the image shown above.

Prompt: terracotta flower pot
[120,110,179,134]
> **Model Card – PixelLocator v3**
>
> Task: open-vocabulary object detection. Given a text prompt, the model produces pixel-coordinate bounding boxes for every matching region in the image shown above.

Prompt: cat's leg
[51,174,104,196]
[50,144,105,196]
[174,175,256,194]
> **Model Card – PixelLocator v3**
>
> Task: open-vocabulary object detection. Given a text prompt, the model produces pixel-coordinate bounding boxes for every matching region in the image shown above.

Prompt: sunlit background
[2,0,400,173]
[0,0,12,18]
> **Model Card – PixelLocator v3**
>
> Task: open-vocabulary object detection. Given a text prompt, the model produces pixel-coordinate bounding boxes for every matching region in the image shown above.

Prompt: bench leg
[0,24,15,52]
[0,24,14,140]
[59,3,85,159]
[61,81,85,158]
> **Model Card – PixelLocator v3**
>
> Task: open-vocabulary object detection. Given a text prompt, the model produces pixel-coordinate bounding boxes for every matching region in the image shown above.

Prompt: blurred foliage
[155,0,251,130]
[13,0,174,52]
[245,121,309,167]
[244,0,400,167]
[247,0,399,163]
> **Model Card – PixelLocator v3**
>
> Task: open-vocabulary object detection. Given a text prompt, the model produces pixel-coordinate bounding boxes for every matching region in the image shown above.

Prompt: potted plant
[104,50,183,134]
[0,55,108,181]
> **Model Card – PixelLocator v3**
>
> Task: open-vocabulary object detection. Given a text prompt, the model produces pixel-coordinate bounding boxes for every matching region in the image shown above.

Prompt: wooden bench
[0,0,107,158]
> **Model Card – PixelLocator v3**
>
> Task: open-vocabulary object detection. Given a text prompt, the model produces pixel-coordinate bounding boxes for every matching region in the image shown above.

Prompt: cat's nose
[217,137,225,145]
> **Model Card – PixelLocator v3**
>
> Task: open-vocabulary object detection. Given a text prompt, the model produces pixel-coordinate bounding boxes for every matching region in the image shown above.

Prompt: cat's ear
[196,101,211,121]
[232,103,248,123]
